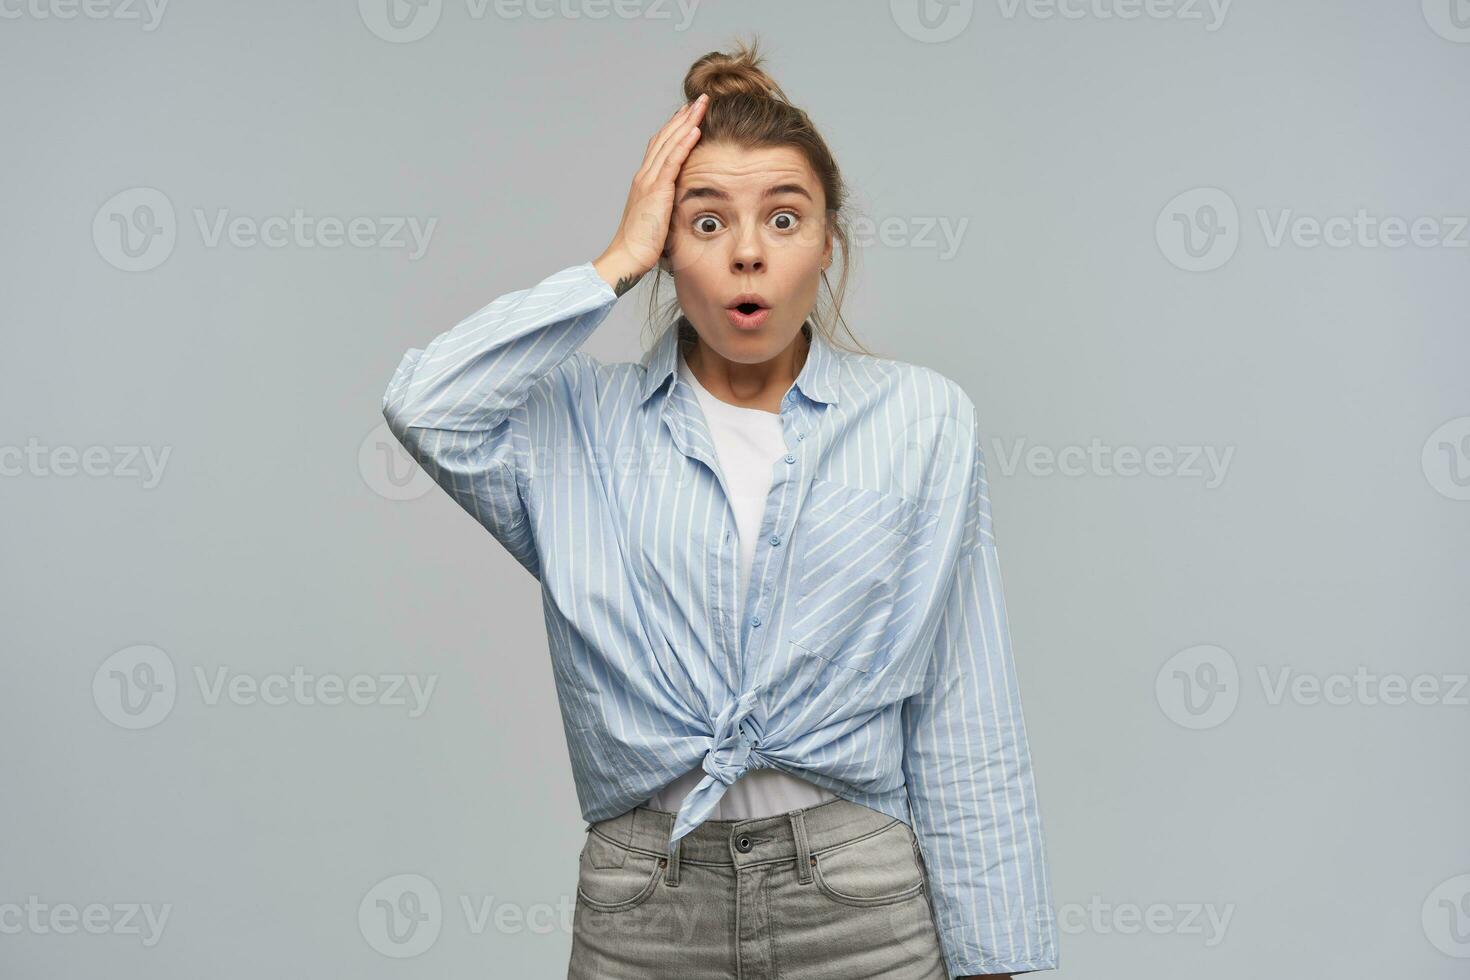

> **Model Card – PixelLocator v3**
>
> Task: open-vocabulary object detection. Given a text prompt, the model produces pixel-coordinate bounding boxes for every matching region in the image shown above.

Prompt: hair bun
[684,36,789,104]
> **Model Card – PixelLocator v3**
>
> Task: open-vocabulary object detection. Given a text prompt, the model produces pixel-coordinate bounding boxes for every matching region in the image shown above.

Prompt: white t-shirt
[644,348,838,819]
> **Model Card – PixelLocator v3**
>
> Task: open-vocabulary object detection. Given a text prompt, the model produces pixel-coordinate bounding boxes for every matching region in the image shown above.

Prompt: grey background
[3,0,1468,977]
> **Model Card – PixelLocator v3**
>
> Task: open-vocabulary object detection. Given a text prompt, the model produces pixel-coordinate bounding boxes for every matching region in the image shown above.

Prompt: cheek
[669,266,718,308]
[669,230,723,274]
[788,272,823,313]
[798,221,829,252]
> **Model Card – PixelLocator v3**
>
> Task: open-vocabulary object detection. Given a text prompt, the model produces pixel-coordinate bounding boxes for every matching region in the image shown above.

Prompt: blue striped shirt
[380,260,1058,976]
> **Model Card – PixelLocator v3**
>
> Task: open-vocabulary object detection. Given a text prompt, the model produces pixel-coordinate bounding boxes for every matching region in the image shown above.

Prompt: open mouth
[725,299,772,329]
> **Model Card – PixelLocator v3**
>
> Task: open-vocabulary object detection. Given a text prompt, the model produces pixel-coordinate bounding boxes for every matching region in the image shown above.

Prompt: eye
[770,210,800,231]
[693,214,723,235]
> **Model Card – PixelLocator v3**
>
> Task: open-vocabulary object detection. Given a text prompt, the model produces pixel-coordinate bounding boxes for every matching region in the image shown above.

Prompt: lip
[723,307,770,329]
[725,293,771,331]
[726,292,770,310]
[725,306,771,330]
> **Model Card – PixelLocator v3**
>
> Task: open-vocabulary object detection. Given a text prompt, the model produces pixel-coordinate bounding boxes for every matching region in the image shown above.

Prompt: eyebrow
[677,183,813,206]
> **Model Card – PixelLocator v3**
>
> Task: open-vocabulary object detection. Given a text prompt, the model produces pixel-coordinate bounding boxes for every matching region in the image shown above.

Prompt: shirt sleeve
[900,402,1059,977]
[380,260,617,578]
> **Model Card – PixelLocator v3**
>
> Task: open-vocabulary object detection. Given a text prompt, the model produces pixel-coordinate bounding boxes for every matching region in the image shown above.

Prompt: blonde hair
[645,35,872,357]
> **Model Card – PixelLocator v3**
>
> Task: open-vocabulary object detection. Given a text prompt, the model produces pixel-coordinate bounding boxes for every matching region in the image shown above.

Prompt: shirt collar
[638,317,841,407]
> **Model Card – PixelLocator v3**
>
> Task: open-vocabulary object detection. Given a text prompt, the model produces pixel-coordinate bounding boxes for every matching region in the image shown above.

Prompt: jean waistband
[587,796,905,869]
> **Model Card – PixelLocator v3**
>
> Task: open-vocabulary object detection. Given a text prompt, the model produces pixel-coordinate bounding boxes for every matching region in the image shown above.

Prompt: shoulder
[565,349,661,400]
[839,349,985,494]
[839,347,977,424]
[548,348,683,416]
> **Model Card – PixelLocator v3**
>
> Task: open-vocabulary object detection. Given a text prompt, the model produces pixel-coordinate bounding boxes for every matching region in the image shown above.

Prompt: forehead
[675,143,821,204]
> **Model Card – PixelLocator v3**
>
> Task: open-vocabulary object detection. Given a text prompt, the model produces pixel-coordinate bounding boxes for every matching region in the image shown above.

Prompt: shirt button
[784,453,796,464]
[796,432,805,441]
[750,614,761,627]
[769,534,780,546]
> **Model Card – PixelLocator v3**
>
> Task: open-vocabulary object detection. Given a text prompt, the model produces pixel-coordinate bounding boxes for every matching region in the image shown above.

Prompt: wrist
[592,249,647,297]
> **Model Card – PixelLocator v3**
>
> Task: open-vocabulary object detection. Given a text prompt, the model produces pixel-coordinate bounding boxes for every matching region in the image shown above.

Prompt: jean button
[735,834,753,853]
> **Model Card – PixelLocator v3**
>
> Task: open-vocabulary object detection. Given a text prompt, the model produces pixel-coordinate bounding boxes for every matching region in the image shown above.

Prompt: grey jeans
[567,796,950,979]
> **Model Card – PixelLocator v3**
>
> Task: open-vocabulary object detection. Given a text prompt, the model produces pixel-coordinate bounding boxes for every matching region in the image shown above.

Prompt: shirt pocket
[787,477,940,674]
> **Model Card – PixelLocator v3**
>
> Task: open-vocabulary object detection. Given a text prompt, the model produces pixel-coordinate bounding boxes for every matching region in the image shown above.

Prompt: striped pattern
[381,260,1058,976]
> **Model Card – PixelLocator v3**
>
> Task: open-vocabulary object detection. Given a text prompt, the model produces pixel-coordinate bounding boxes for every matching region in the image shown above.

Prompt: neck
[683,320,810,414]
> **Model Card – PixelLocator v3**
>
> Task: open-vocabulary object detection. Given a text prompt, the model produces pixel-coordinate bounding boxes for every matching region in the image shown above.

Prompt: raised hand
[593,93,708,296]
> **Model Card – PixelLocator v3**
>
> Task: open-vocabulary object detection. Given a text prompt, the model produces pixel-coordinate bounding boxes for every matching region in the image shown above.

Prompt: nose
[730,227,765,274]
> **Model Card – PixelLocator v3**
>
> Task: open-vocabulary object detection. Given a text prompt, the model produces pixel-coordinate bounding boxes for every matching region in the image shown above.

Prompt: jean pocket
[810,820,927,909]
[575,831,665,913]
[789,478,939,673]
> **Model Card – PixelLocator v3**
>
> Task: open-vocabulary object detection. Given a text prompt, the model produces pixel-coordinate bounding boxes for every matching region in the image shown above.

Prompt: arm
[380,261,618,576]
[901,405,1059,978]
[379,95,708,576]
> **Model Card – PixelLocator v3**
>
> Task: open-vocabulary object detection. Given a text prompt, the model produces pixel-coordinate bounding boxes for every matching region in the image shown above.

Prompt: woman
[382,38,1057,980]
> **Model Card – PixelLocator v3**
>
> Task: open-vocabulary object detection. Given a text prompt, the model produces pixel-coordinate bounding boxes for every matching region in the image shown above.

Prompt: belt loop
[664,834,682,887]
[789,808,813,884]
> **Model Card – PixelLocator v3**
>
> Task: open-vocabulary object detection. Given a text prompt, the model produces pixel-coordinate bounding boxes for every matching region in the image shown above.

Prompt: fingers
[640,94,707,182]
[640,103,691,175]
[653,123,700,187]
[651,96,700,150]
[645,95,706,184]
[656,94,705,154]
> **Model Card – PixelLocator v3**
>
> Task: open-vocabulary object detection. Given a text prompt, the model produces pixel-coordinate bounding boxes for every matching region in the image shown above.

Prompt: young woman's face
[664,142,832,363]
